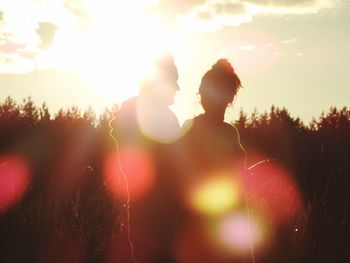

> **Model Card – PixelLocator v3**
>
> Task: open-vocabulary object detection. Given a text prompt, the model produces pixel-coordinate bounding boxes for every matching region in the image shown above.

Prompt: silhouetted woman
[174,59,246,263]
[181,59,245,173]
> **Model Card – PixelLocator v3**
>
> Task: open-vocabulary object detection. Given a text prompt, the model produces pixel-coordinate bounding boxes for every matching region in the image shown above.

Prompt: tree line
[0,96,349,262]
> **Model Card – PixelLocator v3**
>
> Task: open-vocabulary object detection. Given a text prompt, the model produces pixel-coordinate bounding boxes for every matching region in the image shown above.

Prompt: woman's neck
[203,109,225,122]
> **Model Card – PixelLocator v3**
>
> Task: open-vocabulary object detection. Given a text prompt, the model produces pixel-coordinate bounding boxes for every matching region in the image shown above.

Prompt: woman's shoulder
[222,122,245,154]
[218,122,243,149]
[222,121,239,134]
[179,115,203,140]
[181,115,206,132]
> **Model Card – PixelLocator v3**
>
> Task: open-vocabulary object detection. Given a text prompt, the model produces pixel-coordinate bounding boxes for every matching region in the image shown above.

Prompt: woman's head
[139,51,179,105]
[199,59,241,114]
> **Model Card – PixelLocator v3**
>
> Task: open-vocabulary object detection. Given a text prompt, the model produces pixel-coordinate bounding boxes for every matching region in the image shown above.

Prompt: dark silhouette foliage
[234,105,350,262]
[0,96,349,262]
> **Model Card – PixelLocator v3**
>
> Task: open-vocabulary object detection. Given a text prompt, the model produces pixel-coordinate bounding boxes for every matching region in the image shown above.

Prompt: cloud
[239,44,257,51]
[184,1,253,30]
[63,1,92,30]
[0,0,341,73]
[243,0,337,15]
[36,22,58,50]
[150,1,252,30]
[0,33,38,73]
[281,38,298,44]
[0,53,35,73]
[0,41,25,54]
[244,0,323,7]
[0,1,80,73]
[152,0,340,31]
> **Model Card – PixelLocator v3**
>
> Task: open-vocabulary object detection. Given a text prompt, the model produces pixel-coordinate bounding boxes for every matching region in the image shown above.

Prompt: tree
[0,96,20,121]
[39,102,51,122]
[21,96,39,126]
[234,108,247,130]
[83,106,97,127]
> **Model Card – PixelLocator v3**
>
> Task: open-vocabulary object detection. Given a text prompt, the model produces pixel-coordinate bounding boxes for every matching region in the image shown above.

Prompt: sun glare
[48,1,189,105]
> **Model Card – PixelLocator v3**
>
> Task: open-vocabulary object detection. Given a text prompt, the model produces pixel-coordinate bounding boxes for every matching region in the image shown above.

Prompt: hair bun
[211,59,235,75]
[199,58,242,101]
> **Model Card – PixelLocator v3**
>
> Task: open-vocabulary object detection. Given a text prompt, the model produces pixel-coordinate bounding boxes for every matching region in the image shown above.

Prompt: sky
[0,0,349,124]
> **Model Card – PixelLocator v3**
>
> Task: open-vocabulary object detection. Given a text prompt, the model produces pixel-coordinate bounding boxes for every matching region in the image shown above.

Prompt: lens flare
[103,147,155,200]
[174,212,269,263]
[245,156,303,226]
[217,212,267,255]
[0,154,30,213]
[188,174,241,216]
[137,95,183,143]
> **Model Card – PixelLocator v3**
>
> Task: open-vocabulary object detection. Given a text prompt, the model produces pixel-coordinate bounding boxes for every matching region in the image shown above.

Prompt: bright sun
[49,0,188,105]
